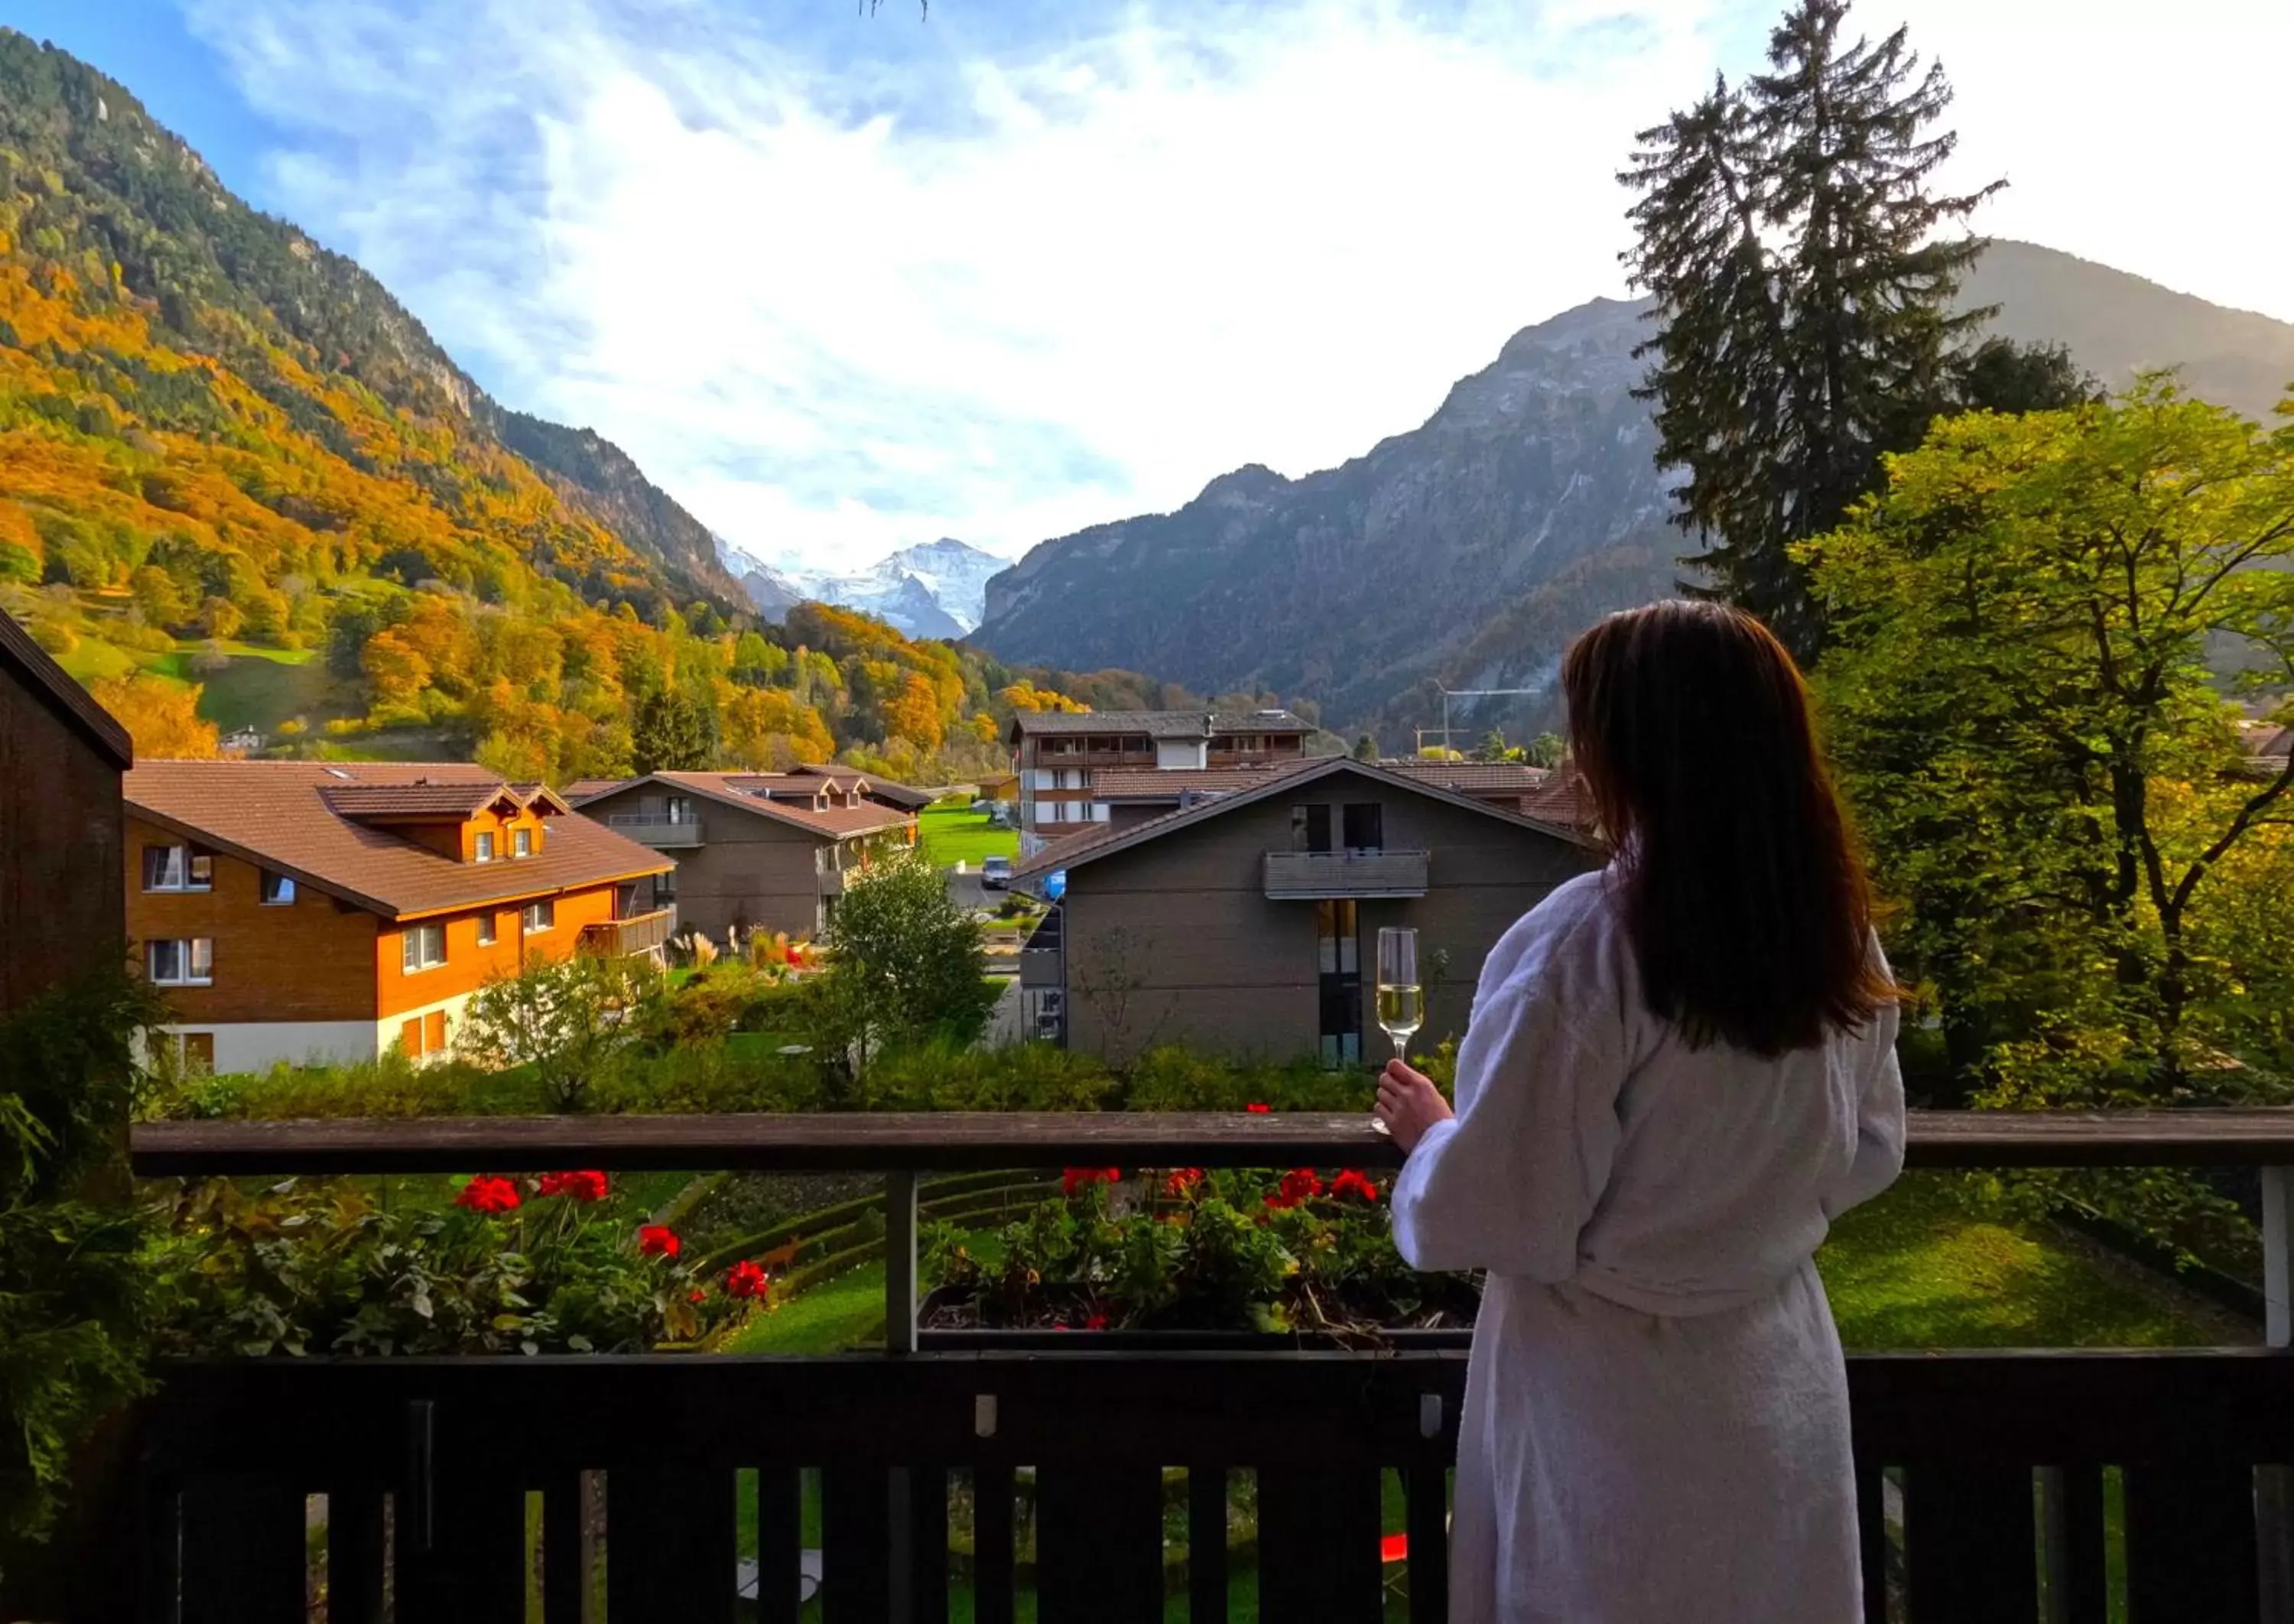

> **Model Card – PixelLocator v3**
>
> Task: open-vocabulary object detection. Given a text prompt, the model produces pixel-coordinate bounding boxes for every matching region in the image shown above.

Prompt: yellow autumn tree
[90,673,219,758]
[882,671,945,753]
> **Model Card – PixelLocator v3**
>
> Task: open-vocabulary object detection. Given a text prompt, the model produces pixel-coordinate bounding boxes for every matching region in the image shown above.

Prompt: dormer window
[142,844,213,892]
[514,827,533,858]
[475,832,496,863]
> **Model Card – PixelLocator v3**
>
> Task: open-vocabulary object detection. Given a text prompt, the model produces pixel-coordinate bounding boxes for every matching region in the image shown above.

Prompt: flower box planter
[916,1283,1474,1352]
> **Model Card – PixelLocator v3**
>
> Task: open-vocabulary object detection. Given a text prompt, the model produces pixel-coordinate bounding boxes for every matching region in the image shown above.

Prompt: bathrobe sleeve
[1822,994,1906,1220]
[1389,911,1628,1278]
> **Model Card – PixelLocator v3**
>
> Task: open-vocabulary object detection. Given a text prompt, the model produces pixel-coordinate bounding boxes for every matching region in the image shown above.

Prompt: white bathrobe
[1391,869,1905,1624]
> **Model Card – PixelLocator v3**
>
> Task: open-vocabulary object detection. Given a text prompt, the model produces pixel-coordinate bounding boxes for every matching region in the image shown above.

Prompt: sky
[8,0,2292,573]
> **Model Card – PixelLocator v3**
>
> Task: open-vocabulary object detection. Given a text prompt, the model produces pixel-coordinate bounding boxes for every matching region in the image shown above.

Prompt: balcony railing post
[886,1170,918,1356]
[2260,1168,2292,1623]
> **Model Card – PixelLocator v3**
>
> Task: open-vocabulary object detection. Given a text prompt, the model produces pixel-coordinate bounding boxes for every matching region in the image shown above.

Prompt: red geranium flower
[689,1289,707,1304]
[1245,1102,1271,1114]
[638,1224,681,1259]
[725,1259,768,1299]
[538,1169,609,1203]
[1084,1311,1110,1330]
[1331,1169,1381,1203]
[1162,1167,1207,1198]
[453,1175,521,1215]
[1061,1166,1122,1197]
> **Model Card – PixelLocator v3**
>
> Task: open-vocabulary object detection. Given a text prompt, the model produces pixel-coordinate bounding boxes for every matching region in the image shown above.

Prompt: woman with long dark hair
[1376,599,1903,1622]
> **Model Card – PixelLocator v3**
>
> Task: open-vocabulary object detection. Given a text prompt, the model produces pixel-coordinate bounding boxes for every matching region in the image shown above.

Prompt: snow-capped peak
[712,535,1009,637]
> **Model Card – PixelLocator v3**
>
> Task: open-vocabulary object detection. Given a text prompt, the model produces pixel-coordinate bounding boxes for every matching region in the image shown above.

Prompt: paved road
[947,870,988,911]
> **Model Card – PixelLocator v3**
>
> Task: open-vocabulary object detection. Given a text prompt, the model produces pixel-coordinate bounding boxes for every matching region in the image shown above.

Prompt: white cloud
[182,0,2293,574]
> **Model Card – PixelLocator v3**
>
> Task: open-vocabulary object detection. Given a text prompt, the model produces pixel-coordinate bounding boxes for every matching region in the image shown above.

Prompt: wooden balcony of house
[579,907,675,959]
[605,812,707,848]
[1263,848,1431,899]
[104,1109,2294,1624]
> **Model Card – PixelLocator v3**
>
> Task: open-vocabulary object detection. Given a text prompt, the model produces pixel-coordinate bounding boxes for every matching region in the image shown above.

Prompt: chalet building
[1006,709,1312,850]
[1,609,132,1011]
[569,770,918,944]
[1081,757,1599,839]
[1013,756,1594,1064]
[124,762,674,1074]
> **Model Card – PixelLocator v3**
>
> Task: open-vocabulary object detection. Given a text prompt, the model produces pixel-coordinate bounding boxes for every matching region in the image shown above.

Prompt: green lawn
[723,1177,2230,1360]
[1820,1172,2232,1348]
[919,802,1019,869]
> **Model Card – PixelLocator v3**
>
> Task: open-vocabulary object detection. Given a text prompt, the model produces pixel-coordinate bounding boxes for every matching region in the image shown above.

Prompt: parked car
[982,856,1013,889]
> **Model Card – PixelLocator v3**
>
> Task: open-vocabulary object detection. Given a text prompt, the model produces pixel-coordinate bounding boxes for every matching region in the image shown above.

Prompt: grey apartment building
[569,771,917,943]
[1006,709,1311,853]
[1014,756,1594,1063]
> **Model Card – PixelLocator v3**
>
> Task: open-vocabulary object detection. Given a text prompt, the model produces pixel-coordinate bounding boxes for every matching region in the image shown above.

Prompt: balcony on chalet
[1264,848,1431,899]
[606,811,707,848]
[578,906,675,959]
[103,1109,2294,1624]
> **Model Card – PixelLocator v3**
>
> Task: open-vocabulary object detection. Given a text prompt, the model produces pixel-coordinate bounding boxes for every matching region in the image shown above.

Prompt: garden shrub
[0,963,163,1552]
[148,1173,726,1356]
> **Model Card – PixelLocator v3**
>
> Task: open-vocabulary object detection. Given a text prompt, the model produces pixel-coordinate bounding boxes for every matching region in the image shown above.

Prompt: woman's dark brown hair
[1561,599,1893,1055]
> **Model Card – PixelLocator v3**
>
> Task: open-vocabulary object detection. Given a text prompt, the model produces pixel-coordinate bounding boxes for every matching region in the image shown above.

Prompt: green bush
[856,1038,1117,1112]
[148,1174,724,1356]
[0,963,164,1549]
[150,1051,545,1120]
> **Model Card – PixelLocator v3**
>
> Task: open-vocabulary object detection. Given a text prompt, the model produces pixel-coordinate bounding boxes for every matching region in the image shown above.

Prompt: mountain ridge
[975,242,2294,739]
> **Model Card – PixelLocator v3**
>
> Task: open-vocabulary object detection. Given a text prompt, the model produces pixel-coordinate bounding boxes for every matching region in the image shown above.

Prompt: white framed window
[522,899,555,934]
[514,827,533,858]
[477,912,499,947]
[259,869,296,905]
[401,922,447,973]
[475,831,496,862]
[142,844,212,892]
[148,938,213,986]
[665,795,693,825]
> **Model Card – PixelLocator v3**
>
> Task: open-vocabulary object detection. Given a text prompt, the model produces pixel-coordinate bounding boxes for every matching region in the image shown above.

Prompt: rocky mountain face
[483,407,746,603]
[979,297,1673,732]
[723,536,1007,638]
[975,241,2294,739]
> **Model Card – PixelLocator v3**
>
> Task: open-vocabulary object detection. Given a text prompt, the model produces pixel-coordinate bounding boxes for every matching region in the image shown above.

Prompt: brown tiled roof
[125,761,670,921]
[1,608,132,766]
[1090,762,1318,801]
[1008,708,1311,739]
[323,781,524,819]
[1517,773,1596,830]
[564,777,631,801]
[1383,760,1553,794]
[645,771,914,838]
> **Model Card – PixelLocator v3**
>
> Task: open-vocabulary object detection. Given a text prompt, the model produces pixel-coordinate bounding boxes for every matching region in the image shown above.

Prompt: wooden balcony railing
[605,813,706,847]
[103,1112,2294,1624]
[577,907,674,959]
[1263,849,1431,899]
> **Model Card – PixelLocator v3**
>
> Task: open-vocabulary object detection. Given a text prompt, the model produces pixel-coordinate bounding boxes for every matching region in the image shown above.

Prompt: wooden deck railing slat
[126,1106,2294,1176]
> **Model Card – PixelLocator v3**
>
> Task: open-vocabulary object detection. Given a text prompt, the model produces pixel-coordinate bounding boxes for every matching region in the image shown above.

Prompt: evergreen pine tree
[1620,0,2000,660]
[631,689,720,774]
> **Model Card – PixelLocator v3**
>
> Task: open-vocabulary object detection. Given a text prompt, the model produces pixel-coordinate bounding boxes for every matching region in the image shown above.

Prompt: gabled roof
[0,608,131,767]
[1006,708,1311,742]
[1383,760,1553,794]
[125,761,669,921]
[1090,763,1316,801]
[575,771,914,839]
[1014,756,1594,879]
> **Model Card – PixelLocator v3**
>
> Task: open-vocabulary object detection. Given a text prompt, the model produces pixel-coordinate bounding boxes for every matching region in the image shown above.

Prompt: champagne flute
[1376,926,1422,1065]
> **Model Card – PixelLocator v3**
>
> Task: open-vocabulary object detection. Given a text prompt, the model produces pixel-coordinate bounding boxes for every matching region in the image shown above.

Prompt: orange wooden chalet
[124,762,673,1074]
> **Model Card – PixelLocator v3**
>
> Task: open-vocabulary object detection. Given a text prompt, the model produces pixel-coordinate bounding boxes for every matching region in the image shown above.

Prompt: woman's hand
[1374,1058,1454,1155]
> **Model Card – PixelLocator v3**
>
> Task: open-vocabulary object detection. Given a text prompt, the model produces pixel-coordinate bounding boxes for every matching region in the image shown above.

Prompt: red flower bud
[638,1224,681,1259]
[453,1175,521,1215]
[539,1170,609,1202]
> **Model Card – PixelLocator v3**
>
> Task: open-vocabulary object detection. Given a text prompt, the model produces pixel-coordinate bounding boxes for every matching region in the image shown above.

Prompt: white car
[982,856,1013,889]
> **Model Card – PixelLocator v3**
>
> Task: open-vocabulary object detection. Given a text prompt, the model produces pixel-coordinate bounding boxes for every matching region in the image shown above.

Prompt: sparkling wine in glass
[1376,926,1422,1064]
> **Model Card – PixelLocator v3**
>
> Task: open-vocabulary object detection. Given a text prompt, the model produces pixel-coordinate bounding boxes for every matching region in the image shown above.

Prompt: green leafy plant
[0,961,166,1551]
[149,1173,722,1357]
[460,953,664,1110]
